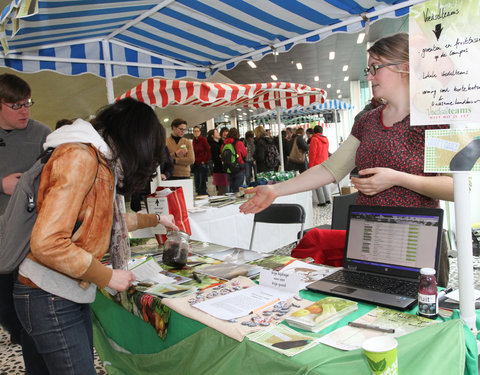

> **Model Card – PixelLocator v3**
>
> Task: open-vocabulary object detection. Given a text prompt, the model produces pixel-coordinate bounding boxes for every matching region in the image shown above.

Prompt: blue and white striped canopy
[252,99,353,120]
[0,0,424,80]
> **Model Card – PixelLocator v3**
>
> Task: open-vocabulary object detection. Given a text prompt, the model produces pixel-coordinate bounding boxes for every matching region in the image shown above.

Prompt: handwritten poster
[409,0,480,125]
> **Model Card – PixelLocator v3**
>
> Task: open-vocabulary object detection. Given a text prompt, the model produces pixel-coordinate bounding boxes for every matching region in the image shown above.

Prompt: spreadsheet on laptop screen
[346,211,439,270]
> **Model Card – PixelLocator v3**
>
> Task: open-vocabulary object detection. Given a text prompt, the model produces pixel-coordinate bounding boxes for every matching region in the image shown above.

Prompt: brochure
[189,241,231,256]
[129,257,177,284]
[248,255,297,271]
[195,262,263,280]
[205,247,266,264]
[193,269,300,320]
[286,297,358,333]
[144,283,197,298]
[319,306,440,351]
[248,324,319,357]
[279,260,340,289]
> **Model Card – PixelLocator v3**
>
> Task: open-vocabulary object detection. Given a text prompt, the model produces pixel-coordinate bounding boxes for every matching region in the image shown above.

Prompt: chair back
[330,192,358,230]
[249,203,306,251]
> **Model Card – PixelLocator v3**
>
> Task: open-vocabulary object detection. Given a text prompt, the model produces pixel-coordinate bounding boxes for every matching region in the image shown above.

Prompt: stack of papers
[205,248,266,264]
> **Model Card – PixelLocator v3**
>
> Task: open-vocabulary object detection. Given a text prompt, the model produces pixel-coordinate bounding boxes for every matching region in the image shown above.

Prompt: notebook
[307,205,443,310]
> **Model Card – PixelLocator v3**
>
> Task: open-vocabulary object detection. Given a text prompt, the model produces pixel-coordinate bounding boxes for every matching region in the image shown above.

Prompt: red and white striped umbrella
[117,79,326,109]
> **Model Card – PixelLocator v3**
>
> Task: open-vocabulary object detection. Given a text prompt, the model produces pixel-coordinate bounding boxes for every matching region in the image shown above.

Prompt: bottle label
[418,293,438,317]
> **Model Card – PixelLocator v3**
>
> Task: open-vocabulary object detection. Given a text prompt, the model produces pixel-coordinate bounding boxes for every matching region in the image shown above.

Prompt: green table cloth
[91,289,478,375]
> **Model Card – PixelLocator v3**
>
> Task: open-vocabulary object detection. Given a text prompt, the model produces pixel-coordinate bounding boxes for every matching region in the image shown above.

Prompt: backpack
[221,140,244,174]
[0,148,53,274]
[265,140,280,170]
[0,145,99,274]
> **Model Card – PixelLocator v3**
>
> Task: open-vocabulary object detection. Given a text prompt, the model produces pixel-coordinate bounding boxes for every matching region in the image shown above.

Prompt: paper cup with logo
[362,336,398,375]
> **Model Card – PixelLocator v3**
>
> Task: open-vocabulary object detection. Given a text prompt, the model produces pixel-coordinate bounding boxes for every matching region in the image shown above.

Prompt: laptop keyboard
[324,270,419,299]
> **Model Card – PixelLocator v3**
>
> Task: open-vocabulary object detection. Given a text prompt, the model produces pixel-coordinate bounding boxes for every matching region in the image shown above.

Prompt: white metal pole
[275,106,284,172]
[101,39,115,104]
[454,172,476,331]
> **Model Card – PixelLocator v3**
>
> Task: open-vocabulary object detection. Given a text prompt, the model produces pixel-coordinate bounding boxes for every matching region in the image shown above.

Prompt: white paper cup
[362,336,398,375]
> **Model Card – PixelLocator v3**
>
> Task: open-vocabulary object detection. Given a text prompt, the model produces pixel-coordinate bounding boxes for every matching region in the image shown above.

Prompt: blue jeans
[228,170,245,193]
[13,282,96,375]
[194,164,209,195]
[244,161,257,185]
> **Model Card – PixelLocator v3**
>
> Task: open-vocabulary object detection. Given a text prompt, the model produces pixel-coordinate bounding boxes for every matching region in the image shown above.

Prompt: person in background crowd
[309,125,331,206]
[13,98,178,375]
[207,128,229,195]
[130,146,173,212]
[220,126,229,141]
[280,129,290,168]
[55,118,72,130]
[166,118,195,179]
[288,127,309,173]
[305,127,314,144]
[0,73,51,374]
[265,128,272,137]
[253,125,270,173]
[244,130,256,185]
[222,127,247,193]
[192,125,211,196]
[354,96,385,123]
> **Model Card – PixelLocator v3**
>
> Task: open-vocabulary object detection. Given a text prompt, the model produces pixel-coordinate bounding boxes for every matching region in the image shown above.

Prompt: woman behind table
[13,98,178,375]
[244,130,257,185]
[207,128,229,195]
[240,32,453,212]
[222,127,247,193]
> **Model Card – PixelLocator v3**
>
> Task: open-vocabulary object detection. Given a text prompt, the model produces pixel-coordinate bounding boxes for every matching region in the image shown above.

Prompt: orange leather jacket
[28,143,157,289]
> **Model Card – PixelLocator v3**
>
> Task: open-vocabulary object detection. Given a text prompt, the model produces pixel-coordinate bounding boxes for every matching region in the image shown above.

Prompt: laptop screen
[344,205,443,275]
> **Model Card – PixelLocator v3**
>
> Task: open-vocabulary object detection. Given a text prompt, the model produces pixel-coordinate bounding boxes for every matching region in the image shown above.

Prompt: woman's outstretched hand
[239,185,277,214]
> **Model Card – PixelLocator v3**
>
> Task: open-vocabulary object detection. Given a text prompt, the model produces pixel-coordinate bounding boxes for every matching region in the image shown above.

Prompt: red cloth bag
[291,228,346,267]
[146,186,191,244]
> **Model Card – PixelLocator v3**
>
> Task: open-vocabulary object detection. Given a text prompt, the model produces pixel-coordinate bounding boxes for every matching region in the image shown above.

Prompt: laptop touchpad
[331,285,356,294]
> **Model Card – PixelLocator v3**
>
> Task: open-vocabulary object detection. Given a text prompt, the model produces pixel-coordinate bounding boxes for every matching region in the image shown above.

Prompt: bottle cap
[420,267,436,275]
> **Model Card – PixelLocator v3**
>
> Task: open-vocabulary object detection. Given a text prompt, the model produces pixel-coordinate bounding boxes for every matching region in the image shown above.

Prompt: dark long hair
[92,98,165,195]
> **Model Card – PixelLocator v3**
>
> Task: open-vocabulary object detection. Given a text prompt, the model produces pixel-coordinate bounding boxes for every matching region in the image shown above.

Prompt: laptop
[307,205,443,310]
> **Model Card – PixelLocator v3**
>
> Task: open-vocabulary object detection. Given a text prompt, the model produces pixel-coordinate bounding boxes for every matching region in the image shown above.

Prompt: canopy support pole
[102,39,115,104]
[274,93,285,172]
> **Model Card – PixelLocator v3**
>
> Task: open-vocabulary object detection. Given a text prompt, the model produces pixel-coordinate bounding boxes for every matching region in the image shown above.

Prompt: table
[188,191,313,253]
[91,287,478,375]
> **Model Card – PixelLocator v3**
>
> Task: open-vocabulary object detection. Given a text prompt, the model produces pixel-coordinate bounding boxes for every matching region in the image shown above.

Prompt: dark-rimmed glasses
[2,99,35,110]
[176,127,187,132]
[364,63,401,76]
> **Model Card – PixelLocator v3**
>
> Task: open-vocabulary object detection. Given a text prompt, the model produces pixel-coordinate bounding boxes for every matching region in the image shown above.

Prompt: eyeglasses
[363,63,401,76]
[2,99,34,110]
[176,127,187,132]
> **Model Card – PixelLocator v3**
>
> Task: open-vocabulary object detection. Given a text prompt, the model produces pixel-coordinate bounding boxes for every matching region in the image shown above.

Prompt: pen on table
[250,299,280,315]
[437,287,453,302]
[347,321,395,334]
[192,272,202,283]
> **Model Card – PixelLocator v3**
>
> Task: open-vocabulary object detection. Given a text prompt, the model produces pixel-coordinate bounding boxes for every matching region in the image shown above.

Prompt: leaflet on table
[203,247,266,264]
[193,269,302,320]
[129,257,178,284]
[279,260,340,289]
[189,240,232,256]
[194,262,263,280]
[144,283,197,298]
[319,306,439,351]
[247,323,319,357]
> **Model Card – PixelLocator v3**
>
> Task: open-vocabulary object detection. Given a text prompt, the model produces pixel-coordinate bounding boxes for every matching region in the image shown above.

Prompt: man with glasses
[0,73,51,371]
[166,118,195,179]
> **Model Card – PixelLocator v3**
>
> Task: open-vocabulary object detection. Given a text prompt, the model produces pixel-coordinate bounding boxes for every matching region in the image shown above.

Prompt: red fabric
[193,135,211,165]
[292,228,346,267]
[308,133,329,168]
